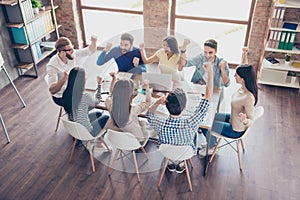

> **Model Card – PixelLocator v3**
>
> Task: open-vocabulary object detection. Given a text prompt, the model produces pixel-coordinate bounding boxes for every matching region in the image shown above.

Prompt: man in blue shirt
[96,33,146,74]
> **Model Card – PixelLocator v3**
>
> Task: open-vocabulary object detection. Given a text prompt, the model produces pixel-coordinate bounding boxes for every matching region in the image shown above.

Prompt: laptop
[142,72,173,92]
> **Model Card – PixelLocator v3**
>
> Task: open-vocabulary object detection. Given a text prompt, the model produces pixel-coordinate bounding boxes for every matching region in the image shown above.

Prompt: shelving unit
[258,0,300,92]
[0,0,60,78]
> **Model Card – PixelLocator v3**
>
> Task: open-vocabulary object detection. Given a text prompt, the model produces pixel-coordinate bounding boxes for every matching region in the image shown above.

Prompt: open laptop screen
[142,72,173,92]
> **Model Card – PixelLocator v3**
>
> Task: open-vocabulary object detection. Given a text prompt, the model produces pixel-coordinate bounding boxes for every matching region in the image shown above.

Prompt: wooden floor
[1,58,300,200]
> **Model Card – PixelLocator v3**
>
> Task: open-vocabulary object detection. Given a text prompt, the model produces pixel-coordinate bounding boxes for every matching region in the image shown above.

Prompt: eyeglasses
[61,48,74,52]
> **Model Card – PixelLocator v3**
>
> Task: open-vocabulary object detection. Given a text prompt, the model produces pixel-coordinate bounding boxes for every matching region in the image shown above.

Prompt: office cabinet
[0,0,60,78]
[258,0,300,91]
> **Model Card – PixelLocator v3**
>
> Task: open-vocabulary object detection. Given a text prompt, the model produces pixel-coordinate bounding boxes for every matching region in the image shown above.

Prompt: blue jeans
[201,113,244,148]
[89,110,109,137]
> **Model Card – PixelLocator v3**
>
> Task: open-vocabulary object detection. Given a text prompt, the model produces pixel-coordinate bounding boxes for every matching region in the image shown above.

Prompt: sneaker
[167,164,176,172]
[198,147,218,157]
[175,164,186,174]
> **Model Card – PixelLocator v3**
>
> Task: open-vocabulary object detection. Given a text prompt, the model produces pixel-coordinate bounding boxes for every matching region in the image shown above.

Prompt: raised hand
[104,42,113,52]
[143,79,149,90]
[97,76,102,84]
[109,71,117,79]
[203,62,213,73]
[219,60,227,70]
[139,43,145,50]
[181,38,190,50]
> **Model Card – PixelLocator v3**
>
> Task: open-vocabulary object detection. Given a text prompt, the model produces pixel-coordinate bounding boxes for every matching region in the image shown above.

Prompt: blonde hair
[111,79,135,128]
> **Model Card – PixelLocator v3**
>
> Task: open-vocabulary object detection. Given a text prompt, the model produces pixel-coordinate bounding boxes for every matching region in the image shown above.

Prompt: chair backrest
[242,106,264,137]
[106,129,142,151]
[158,144,194,161]
[61,118,95,141]
[253,106,264,121]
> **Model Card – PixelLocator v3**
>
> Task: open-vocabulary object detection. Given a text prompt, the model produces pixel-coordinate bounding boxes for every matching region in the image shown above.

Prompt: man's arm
[219,60,230,87]
[49,71,68,95]
[97,43,114,66]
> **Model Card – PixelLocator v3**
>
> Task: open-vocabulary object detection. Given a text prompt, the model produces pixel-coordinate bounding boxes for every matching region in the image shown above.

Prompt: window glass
[176,0,252,21]
[175,19,247,63]
[82,0,143,11]
[82,10,144,46]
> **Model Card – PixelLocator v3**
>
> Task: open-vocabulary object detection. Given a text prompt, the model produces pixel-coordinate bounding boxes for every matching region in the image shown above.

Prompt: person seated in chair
[146,62,214,173]
[96,33,146,74]
[47,36,97,107]
[103,72,151,144]
[198,64,258,157]
[62,67,109,138]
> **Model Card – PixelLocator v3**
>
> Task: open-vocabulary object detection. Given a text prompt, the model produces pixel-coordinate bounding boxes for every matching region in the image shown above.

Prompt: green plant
[31,0,42,8]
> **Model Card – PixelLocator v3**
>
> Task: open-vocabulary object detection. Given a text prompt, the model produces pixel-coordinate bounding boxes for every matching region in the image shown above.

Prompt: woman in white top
[103,72,151,143]
[199,64,258,156]
[139,36,184,81]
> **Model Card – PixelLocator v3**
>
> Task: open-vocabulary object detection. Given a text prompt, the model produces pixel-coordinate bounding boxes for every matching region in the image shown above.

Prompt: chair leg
[88,141,95,172]
[140,147,149,160]
[236,140,243,171]
[109,149,120,175]
[98,137,111,151]
[158,158,168,188]
[188,158,193,168]
[55,107,63,132]
[132,150,141,182]
[69,138,77,162]
[184,160,192,191]
[209,138,222,163]
[240,138,245,152]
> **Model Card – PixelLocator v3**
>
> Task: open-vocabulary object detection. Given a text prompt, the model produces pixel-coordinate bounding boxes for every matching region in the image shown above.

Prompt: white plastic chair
[157,144,194,191]
[61,118,110,172]
[106,129,149,182]
[209,106,265,171]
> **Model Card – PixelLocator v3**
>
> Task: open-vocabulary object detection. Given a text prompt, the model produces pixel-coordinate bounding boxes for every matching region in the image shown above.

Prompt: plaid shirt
[146,98,209,153]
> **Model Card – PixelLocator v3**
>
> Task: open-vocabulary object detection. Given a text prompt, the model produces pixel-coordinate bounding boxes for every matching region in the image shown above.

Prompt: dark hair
[163,36,179,54]
[204,39,218,51]
[55,37,72,52]
[166,88,187,115]
[62,67,86,120]
[236,64,258,105]
[121,33,134,44]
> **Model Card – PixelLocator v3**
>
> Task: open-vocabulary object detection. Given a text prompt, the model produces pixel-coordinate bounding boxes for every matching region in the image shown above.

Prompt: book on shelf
[265,56,280,65]
[282,22,298,30]
[271,7,285,28]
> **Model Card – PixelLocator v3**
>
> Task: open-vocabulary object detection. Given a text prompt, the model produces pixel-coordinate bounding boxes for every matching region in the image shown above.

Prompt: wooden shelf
[15,62,33,70]
[0,0,17,6]
[275,0,300,8]
[262,58,300,72]
[258,79,300,89]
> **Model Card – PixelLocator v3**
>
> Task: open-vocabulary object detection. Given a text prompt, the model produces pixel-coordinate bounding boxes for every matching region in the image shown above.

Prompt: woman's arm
[109,72,117,96]
[139,43,159,64]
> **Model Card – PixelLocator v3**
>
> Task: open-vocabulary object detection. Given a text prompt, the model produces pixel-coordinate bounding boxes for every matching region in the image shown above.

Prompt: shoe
[167,164,176,172]
[198,147,218,157]
[175,164,186,174]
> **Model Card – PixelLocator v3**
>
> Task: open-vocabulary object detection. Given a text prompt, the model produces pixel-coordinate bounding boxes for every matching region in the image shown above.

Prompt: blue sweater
[96,46,146,73]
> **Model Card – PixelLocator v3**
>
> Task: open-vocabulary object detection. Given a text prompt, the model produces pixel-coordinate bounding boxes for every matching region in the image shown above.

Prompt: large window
[80,0,143,47]
[79,0,254,64]
[173,0,254,64]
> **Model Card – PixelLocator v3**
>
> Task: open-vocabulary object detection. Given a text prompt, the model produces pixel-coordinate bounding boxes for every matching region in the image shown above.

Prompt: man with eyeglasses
[96,32,146,74]
[46,36,97,106]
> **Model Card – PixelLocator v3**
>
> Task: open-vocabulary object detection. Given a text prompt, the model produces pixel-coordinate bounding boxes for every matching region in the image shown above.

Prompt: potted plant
[31,0,42,14]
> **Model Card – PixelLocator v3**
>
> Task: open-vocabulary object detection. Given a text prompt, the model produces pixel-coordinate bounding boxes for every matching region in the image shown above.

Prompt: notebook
[142,72,173,92]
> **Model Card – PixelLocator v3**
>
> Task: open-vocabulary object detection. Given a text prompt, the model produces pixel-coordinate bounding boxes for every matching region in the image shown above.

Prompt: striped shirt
[68,85,102,132]
[146,98,209,153]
